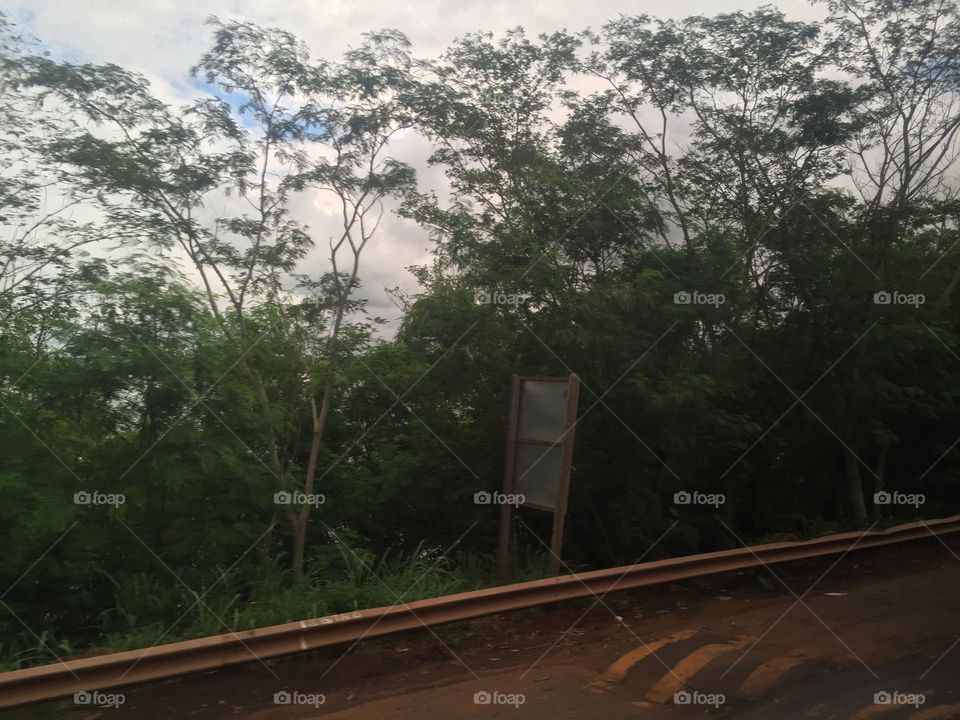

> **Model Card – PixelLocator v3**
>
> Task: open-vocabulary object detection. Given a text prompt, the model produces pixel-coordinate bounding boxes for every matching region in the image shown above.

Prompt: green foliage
[2,0,960,672]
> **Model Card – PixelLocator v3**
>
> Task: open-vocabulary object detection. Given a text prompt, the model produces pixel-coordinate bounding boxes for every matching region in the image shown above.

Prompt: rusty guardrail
[2,514,958,708]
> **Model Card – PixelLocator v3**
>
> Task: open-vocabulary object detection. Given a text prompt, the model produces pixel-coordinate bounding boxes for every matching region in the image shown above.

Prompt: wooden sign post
[496,374,580,582]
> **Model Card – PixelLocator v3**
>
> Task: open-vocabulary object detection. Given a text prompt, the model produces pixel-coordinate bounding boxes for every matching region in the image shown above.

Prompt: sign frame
[497,373,580,581]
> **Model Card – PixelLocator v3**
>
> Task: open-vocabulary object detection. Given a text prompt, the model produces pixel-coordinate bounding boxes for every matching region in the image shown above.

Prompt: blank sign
[498,374,580,580]
[514,442,563,510]
[518,380,568,442]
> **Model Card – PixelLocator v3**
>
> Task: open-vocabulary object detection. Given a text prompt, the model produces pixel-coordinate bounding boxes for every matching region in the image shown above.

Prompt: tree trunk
[291,419,324,582]
[587,497,617,566]
[938,261,960,306]
[842,446,868,523]
[291,517,306,583]
[870,443,889,522]
[653,446,667,495]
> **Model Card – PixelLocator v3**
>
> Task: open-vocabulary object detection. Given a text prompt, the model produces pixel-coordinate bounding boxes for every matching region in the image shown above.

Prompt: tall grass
[0,543,550,671]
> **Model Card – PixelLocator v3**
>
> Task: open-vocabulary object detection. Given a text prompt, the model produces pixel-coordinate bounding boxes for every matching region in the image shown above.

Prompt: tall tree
[16,19,415,579]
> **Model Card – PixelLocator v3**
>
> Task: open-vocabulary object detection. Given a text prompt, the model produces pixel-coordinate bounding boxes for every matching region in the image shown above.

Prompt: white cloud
[8,0,826,334]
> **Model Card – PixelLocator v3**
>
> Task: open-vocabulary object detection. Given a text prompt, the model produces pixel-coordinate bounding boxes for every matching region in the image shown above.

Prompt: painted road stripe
[590,629,698,690]
[737,649,810,699]
[849,703,903,719]
[909,703,960,719]
[850,702,960,719]
[635,635,757,705]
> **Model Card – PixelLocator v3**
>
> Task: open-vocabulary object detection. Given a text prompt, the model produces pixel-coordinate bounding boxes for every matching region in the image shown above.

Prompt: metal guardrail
[2,514,958,708]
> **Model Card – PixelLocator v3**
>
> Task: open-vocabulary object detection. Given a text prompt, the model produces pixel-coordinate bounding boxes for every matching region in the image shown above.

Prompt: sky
[8,0,826,334]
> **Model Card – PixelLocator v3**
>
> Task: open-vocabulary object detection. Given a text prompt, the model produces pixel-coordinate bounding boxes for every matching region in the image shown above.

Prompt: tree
[16,19,415,580]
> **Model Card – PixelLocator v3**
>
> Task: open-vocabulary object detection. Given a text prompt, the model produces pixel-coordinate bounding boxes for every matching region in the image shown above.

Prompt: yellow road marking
[910,703,960,719]
[850,699,958,719]
[590,629,698,690]
[636,635,757,705]
[850,703,904,719]
[737,649,810,699]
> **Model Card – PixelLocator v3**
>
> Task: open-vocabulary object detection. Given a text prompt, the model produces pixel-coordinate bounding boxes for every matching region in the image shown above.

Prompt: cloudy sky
[9,0,826,333]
